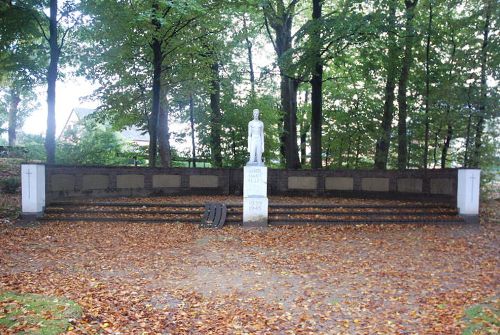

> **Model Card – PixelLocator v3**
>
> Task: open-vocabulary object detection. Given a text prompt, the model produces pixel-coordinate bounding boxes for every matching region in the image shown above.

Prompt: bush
[1,177,21,194]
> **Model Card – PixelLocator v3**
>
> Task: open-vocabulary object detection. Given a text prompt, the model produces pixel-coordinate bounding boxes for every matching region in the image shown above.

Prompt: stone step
[49,201,453,209]
[41,201,466,226]
[270,218,466,225]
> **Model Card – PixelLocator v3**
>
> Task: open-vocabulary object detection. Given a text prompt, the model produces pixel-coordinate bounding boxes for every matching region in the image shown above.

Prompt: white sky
[22,77,99,137]
[19,36,275,139]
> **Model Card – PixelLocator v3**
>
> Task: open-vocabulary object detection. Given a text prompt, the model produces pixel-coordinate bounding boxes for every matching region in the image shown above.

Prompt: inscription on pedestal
[243,197,268,227]
[243,166,268,227]
[244,166,267,197]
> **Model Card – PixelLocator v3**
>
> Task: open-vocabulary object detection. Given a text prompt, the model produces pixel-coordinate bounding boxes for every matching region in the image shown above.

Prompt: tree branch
[263,15,278,55]
[59,18,79,50]
[30,11,50,43]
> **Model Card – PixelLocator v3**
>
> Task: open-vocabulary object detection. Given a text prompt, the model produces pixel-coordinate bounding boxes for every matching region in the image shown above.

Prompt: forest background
[0,0,498,177]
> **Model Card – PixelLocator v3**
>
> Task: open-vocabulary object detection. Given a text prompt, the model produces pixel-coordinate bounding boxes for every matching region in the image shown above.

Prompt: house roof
[73,108,95,120]
[119,127,150,143]
[59,108,149,144]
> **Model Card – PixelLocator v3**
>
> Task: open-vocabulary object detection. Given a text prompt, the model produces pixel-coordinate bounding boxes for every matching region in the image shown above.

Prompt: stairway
[41,201,466,225]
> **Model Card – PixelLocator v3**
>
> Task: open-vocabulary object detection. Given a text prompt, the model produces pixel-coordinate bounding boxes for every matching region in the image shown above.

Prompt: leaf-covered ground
[0,196,498,334]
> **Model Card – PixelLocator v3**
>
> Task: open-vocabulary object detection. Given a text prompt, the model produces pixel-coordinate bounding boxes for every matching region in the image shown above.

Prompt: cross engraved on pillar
[25,168,32,199]
[469,174,476,203]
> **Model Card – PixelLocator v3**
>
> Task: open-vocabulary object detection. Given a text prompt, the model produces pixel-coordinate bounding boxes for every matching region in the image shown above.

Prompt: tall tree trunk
[432,128,439,167]
[464,99,473,167]
[423,0,433,169]
[325,145,330,167]
[149,35,162,167]
[470,0,492,168]
[300,90,310,166]
[148,1,163,167]
[189,93,196,168]
[263,0,301,169]
[210,61,222,167]
[8,87,20,147]
[441,106,452,168]
[374,0,398,170]
[45,0,59,164]
[397,0,418,170]
[310,0,323,169]
[354,133,361,168]
[158,89,171,167]
[286,78,301,168]
[243,15,256,96]
[441,34,457,169]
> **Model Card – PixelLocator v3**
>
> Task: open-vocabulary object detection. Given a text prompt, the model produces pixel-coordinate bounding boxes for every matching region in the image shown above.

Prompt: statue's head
[253,109,260,119]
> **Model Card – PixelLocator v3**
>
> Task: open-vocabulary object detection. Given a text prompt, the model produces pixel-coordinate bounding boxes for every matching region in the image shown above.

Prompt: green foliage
[3,0,498,172]
[0,291,82,335]
[57,120,133,166]
[0,1,46,138]
[462,298,500,335]
[0,177,20,194]
[18,133,46,162]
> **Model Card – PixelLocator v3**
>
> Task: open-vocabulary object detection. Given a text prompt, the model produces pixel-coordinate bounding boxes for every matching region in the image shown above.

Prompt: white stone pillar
[21,164,46,216]
[457,169,480,221]
[243,166,268,227]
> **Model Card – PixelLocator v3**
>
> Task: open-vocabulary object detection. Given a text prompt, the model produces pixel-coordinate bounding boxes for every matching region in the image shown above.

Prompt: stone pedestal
[21,164,45,216]
[243,166,268,227]
[457,169,480,223]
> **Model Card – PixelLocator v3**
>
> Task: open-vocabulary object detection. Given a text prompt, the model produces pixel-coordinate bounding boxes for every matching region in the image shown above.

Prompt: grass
[0,291,82,335]
[462,297,500,335]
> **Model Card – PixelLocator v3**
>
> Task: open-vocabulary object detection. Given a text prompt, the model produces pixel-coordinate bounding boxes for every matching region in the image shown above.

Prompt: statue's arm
[248,122,252,153]
[260,122,264,151]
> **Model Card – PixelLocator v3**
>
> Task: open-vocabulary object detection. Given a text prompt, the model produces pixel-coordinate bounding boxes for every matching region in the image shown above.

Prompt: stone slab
[361,178,389,192]
[430,178,454,195]
[189,175,218,188]
[51,174,75,192]
[244,166,267,197]
[325,177,353,191]
[82,174,109,190]
[21,164,45,214]
[153,174,181,188]
[288,176,317,190]
[243,197,268,227]
[116,174,144,189]
[397,178,423,193]
[457,169,480,215]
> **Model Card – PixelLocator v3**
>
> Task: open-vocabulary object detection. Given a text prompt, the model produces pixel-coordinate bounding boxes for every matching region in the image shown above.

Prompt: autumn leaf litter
[0,196,498,334]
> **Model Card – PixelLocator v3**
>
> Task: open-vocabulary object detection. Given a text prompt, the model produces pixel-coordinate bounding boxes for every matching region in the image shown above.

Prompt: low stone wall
[45,165,457,203]
[269,169,457,202]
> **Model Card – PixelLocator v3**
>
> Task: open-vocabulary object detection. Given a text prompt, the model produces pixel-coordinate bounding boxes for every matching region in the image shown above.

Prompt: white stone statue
[247,109,264,166]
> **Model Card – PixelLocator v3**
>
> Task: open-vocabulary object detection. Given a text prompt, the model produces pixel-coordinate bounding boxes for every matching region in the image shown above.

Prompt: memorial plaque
[244,166,267,197]
[243,197,268,227]
[430,178,453,195]
[325,177,354,191]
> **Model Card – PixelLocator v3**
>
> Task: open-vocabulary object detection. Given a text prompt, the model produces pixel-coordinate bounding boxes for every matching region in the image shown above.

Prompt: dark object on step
[201,203,227,228]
